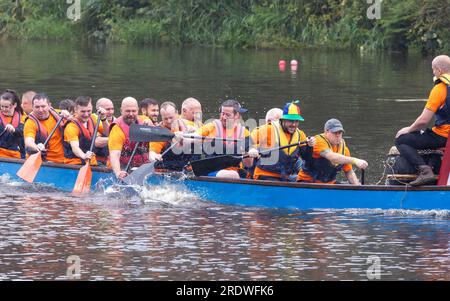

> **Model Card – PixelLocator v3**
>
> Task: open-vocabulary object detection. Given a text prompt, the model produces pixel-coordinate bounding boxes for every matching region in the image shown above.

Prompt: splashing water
[139,182,202,207]
[342,208,450,219]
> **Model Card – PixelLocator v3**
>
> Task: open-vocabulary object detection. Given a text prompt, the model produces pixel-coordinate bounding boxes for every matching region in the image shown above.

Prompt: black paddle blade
[191,155,243,177]
[122,162,156,185]
[129,124,175,142]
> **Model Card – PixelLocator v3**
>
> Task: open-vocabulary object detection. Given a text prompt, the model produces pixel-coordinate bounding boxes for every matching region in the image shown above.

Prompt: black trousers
[395,129,447,168]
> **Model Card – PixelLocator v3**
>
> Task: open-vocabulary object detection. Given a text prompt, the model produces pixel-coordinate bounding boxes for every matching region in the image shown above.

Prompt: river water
[0,41,448,280]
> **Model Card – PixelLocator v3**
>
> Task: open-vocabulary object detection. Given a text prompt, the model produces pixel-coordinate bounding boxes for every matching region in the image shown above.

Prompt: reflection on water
[0,41,449,280]
[0,183,448,281]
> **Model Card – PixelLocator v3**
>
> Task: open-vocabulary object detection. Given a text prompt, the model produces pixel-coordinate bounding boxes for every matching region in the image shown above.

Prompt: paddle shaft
[130,140,178,172]
[361,169,365,185]
[122,142,179,185]
[256,141,307,158]
[189,140,309,177]
[183,134,243,143]
[160,142,179,157]
[42,115,65,147]
[198,140,309,162]
[0,128,7,138]
[130,124,244,143]
[88,115,102,153]
[124,143,139,173]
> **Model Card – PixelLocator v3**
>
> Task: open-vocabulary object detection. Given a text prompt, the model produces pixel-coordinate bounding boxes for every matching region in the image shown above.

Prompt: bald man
[177,97,203,132]
[95,98,115,165]
[395,55,450,186]
[265,108,283,124]
[149,102,199,171]
[21,91,36,115]
[96,98,115,124]
[108,97,149,179]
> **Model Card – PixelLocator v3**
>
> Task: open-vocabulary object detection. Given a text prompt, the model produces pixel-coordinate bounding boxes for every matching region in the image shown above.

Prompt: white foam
[0,174,22,186]
[341,208,450,218]
[139,183,200,206]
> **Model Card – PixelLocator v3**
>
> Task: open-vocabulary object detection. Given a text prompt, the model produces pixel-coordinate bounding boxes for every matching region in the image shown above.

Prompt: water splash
[0,173,22,186]
[341,208,450,219]
[139,183,202,207]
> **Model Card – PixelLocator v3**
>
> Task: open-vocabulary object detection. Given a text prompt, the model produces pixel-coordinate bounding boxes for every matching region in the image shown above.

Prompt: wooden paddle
[122,142,179,185]
[72,115,102,195]
[129,123,242,143]
[437,138,450,186]
[191,141,308,177]
[16,115,65,183]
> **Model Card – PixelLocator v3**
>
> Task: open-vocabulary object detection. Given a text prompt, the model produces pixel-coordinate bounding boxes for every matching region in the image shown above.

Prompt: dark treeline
[0,0,449,53]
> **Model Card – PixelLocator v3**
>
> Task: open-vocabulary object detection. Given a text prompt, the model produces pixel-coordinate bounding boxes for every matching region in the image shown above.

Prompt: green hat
[280,100,304,121]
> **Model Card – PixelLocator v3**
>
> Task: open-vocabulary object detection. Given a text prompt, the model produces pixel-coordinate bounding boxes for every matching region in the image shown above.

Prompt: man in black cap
[297,118,368,184]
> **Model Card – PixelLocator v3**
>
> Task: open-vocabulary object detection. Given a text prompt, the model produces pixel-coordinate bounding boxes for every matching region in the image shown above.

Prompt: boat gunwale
[191,176,450,192]
[0,157,111,173]
[1,157,449,192]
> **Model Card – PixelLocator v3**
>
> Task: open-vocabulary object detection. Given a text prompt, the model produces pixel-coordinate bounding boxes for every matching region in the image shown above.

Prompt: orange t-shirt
[149,125,173,154]
[297,134,352,183]
[0,114,26,159]
[63,115,104,165]
[426,82,450,138]
[23,115,65,164]
[250,123,307,179]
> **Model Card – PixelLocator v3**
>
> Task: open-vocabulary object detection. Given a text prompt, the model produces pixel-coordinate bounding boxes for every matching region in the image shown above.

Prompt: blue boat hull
[1,158,449,210]
[0,158,113,191]
[148,175,450,211]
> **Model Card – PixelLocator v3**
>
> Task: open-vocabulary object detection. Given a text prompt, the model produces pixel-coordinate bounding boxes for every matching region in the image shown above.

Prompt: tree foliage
[0,0,448,52]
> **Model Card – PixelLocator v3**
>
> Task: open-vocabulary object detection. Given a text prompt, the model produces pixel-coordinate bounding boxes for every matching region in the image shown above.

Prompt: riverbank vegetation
[0,0,449,53]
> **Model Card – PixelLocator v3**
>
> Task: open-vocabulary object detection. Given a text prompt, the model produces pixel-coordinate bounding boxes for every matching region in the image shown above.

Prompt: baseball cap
[324,118,345,132]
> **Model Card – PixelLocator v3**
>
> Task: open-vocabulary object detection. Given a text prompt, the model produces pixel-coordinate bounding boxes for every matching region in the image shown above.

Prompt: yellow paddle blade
[72,163,92,195]
[16,153,43,183]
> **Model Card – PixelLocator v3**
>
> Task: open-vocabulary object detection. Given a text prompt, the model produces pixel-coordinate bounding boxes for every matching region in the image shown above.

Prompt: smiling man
[23,93,70,164]
[63,96,108,165]
[249,100,315,181]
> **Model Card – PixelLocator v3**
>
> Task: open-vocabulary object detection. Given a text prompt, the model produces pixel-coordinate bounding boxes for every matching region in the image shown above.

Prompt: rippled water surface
[0,41,449,280]
[0,180,448,281]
